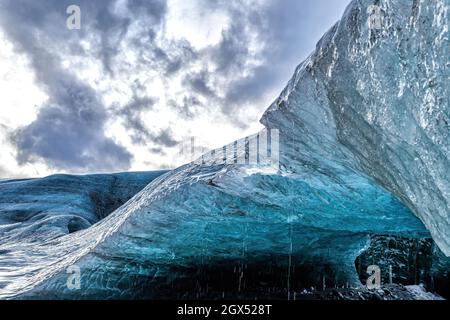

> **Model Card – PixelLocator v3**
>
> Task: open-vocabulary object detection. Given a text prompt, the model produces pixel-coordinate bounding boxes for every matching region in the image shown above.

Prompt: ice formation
[0,171,167,241]
[261,0,449,256]
[0,0,448,299]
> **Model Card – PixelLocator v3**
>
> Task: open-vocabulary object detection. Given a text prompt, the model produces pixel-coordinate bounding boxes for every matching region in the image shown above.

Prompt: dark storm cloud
[148,147,165,156]
[212,10,251,75]
[8,45,132,171]
[152,128,177,147]
[183,71,217,98]
[92,0,167,75]
[116,95,157,145]
[165,58,183,75]
[95,6,131,75]
[114,80,177,148]
[0,0,132,172]
[164,0,350,126]
[238,0,334,92]
[0,0,169,172]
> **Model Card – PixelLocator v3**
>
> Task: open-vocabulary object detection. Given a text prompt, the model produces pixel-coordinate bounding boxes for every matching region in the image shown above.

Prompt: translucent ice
[262,0,450,255]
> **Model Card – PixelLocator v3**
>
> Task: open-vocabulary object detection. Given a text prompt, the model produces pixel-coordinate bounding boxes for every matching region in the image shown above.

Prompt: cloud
[168,96,203,119]
[160,0,352,126]
[93,0,167,75]
[183,71,217,98]
[0,0,351,176]
[116,92,157,145]
[0,0,135,172]
[12,54,132,172]
[196,0,351,112]
[95,6,131,75]
[12,90,132,172]
[113,79,178,148]
[152,128,178,147]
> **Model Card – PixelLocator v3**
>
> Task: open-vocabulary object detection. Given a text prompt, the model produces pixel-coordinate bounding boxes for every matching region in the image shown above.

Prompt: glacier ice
[262,0,450,255]
[0,171,166,241]
[0,0,449,299]
[0,166,432,299]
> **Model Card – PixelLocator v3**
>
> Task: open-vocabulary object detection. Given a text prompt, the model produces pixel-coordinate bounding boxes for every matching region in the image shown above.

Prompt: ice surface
[0,0,448,299]
[262,0,450,255]
[0,171,167,242]
[0,165,430,299]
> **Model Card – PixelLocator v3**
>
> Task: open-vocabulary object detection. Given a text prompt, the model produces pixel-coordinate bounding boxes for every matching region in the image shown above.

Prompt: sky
[0,0,350,178]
